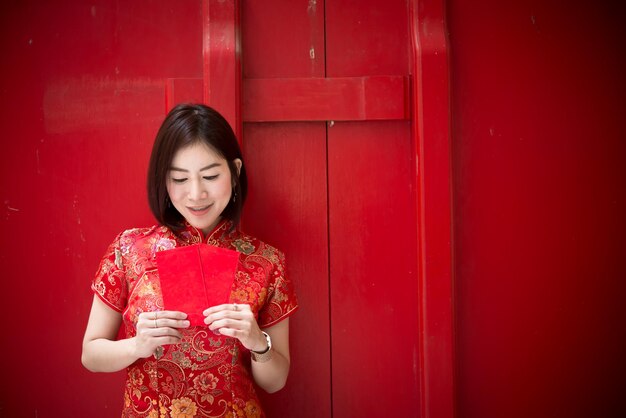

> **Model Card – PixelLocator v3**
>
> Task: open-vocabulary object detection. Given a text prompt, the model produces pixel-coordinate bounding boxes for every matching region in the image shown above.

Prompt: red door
[238,1,420,417]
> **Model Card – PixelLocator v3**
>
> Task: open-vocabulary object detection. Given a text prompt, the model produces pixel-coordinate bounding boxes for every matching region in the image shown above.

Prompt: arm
[251,319,291,393]
[82,295,189,372]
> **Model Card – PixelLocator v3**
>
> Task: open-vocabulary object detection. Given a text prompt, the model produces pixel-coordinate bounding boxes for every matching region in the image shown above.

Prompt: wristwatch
[251,331,273,363]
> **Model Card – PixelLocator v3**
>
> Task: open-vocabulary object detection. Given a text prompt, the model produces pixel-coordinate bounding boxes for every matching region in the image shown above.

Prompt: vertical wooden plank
[242,122,331,418]
[166,78,203,112]
[410,1,455,418]
[242,0,325,78]
[325,0,410,77]
[328,121,419,416]
[325,1,420,416]
[203,0,242,138]
[240,2,331,417]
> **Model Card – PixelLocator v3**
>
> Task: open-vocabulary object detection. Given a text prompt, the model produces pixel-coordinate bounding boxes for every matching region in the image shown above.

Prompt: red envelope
[156,244,240,326]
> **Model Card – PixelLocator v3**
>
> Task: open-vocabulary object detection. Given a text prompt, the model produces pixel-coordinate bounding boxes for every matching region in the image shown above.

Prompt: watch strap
[251,331,273,363]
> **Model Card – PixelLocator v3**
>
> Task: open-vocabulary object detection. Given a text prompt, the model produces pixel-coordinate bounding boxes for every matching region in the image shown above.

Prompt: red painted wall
[0,1,203,415]
[449,1,626,417]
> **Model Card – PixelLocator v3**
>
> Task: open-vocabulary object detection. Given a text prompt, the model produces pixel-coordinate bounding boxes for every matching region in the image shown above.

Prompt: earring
[232,189,237,203]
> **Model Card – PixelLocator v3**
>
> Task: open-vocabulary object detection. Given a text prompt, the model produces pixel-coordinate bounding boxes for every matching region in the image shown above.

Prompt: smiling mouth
[188,204,212,214]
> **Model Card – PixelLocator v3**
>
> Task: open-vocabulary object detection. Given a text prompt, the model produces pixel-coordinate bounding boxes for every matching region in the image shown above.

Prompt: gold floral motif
[244,400,262,418]
[137,281,157,297]
[106,288,121,305]
[160,375,175,395]
[228,403,245,418]
[170,397,198,418]
[172,350,192,368]
[154,237,176,253]
[93,281,106,296]
[193,371,220,404]
[130,368,144,386]
[232,239,255,255]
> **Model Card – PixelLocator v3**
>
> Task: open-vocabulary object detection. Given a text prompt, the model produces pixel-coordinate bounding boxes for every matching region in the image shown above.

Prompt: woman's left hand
[203,304,268,352]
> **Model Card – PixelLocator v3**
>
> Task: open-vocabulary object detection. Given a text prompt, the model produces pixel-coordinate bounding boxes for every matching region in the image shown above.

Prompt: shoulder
[229,230,285,265]
[116,224,173,252]
[117,224,164,241]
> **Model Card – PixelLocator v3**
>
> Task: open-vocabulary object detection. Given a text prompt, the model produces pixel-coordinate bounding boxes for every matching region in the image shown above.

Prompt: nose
[188,179,208,201]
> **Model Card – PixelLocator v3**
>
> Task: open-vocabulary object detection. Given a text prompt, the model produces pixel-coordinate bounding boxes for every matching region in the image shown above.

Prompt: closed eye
[203,175,219,181]
[171,178,187,184]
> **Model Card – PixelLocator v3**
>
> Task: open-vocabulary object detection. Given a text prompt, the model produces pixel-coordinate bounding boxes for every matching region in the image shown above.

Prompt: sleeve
[258,249,299,328]
[91,233,128,313]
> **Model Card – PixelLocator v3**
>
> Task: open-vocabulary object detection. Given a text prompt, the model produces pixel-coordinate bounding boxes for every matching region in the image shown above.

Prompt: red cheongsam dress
[92,220,298,418]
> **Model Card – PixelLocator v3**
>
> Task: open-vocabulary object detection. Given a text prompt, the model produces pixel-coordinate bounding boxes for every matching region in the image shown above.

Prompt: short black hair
[147,103,247,231]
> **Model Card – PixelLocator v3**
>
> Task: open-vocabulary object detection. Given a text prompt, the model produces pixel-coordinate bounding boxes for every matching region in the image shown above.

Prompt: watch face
[262,331,272,351]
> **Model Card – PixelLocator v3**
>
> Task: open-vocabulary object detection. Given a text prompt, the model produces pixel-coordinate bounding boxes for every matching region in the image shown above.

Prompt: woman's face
[166,142,241,235]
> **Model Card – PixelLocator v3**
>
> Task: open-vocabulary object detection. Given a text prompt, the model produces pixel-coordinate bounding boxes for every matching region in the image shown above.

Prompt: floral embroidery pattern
[232,238,255,255]
[153,237,176,254]
[92,220,298,417]
[193,371,221,404]
[170,397,198,418]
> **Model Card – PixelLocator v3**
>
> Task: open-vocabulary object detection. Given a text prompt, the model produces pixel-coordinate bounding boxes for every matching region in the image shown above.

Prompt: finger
[138,311,159,321]
[138,324,183,338]
[203,304,229,316]
[203,303,250,316]
[208,318,247,332]
[136,315,156,330]
[154,318,191,329]
[154,310,188,320]
[138,310,187,321]
[204,310,247,327]
[204,305,252,323]
[216,327,243,339]
[153,335,183,346]
[135,311,161,327]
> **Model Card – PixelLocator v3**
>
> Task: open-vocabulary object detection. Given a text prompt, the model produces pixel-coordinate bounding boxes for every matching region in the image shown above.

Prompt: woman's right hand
[133,311,190,358]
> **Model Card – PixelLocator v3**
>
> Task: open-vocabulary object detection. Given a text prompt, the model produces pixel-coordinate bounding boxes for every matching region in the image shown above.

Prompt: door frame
[410,1,455,417]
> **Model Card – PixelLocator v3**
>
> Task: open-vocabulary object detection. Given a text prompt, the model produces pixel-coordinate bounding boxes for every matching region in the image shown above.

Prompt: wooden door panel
[241,2,331,416]
[242,0,325,78]
[325,0,410,77]
[242,122,331,417]
[328,121,419,416]
[241,1,419,416]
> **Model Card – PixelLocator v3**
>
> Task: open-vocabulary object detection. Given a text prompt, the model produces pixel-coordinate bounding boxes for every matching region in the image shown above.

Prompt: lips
[187,204,212,216]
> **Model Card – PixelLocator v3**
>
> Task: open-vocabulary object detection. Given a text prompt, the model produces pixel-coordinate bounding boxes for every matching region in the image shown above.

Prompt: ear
[233,158,242,177]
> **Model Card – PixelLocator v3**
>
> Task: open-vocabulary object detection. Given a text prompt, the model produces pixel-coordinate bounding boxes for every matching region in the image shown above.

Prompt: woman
[82,104,298,418]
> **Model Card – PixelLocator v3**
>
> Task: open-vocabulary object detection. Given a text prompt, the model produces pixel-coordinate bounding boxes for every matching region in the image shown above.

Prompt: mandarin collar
[176,219,233,245]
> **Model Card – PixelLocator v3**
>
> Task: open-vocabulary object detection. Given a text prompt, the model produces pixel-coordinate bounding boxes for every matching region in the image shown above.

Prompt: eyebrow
[169,163,222,173]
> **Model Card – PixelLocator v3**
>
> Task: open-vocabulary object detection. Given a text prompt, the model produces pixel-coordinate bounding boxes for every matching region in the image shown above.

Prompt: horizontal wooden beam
[243,76,410,122]
[167,76,410,122]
